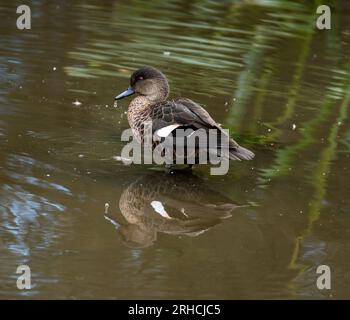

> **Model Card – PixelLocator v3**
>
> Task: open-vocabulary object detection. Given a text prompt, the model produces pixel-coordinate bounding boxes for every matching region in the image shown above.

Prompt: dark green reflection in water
[0,0,350,299]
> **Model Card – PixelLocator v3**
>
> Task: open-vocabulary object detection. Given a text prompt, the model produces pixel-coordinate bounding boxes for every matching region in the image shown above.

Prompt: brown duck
[115,66,254,167]
[104,172,239,248]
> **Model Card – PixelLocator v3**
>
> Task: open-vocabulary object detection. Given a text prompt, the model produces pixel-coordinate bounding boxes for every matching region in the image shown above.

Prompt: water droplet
[72,99,82,106]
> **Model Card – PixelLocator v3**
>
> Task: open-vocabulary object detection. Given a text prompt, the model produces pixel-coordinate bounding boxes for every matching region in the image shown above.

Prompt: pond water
[0,0,350,299]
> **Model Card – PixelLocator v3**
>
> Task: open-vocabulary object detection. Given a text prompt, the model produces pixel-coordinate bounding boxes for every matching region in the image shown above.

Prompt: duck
[104,172,239,248]
[115,66,254,168]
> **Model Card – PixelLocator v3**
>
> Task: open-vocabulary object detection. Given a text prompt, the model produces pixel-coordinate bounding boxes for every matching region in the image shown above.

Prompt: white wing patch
[150,200,172,219]
[156,124,181,137]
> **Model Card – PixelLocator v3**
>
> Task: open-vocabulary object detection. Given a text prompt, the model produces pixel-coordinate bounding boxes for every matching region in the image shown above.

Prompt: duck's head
[115,66,169,103]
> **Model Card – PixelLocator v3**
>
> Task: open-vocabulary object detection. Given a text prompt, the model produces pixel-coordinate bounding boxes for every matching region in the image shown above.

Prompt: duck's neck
[127,96,155,141]
[128,96,153,116]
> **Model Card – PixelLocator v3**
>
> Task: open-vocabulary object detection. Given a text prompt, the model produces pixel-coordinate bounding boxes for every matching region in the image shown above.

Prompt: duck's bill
[115,86,135,100]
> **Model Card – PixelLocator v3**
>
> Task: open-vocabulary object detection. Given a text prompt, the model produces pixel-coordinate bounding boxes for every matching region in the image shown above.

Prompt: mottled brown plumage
[115,66,255,164]
[105,172,239,247]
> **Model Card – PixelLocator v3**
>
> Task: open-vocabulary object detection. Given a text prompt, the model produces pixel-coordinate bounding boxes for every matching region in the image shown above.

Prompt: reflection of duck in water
[105,172,241,248]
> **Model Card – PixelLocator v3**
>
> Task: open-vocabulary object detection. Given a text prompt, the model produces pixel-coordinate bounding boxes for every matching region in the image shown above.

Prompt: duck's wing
[172,97,219,127]
[150,97,218,135]
[150,98,255,160]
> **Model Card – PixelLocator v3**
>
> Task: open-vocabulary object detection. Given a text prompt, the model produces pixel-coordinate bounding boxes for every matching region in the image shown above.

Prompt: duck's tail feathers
[229,146,255,161]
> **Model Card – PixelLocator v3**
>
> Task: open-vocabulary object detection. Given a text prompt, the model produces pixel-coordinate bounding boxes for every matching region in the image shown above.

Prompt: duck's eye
[138,76,144,81]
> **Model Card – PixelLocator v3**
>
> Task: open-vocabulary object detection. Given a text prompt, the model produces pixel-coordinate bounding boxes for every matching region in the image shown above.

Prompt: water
[0,0,350,299]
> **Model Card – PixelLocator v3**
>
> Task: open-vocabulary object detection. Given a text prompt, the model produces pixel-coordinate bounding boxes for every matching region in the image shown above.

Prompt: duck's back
[148,97,219,134]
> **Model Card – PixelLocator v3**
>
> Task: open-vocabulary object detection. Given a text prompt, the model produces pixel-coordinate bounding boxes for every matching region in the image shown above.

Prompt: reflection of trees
[231,0,350,295]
